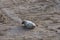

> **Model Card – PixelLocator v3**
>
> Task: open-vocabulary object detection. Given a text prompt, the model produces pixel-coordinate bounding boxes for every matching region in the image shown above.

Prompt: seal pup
[22,20,36,29]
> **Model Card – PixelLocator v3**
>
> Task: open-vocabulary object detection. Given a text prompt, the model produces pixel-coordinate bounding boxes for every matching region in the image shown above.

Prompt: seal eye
[22,21,25,24]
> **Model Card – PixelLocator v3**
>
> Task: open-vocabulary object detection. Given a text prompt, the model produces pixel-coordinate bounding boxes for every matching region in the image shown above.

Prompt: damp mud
[0,0,60,40]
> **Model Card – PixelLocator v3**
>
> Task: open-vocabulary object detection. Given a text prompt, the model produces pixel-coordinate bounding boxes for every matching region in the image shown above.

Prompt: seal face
[22,20,36,29]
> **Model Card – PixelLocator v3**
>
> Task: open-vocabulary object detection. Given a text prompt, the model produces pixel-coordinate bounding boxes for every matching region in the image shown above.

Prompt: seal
[22,20,36,29]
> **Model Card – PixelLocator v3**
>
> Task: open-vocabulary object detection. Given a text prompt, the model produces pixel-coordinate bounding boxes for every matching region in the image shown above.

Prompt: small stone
[57,27,60,29]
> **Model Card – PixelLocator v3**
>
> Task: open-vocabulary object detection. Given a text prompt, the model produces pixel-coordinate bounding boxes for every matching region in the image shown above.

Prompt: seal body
[22,20,36,29]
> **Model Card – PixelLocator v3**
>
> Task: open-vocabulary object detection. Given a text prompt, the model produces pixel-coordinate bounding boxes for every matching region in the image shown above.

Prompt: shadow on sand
[6,26,34,36]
